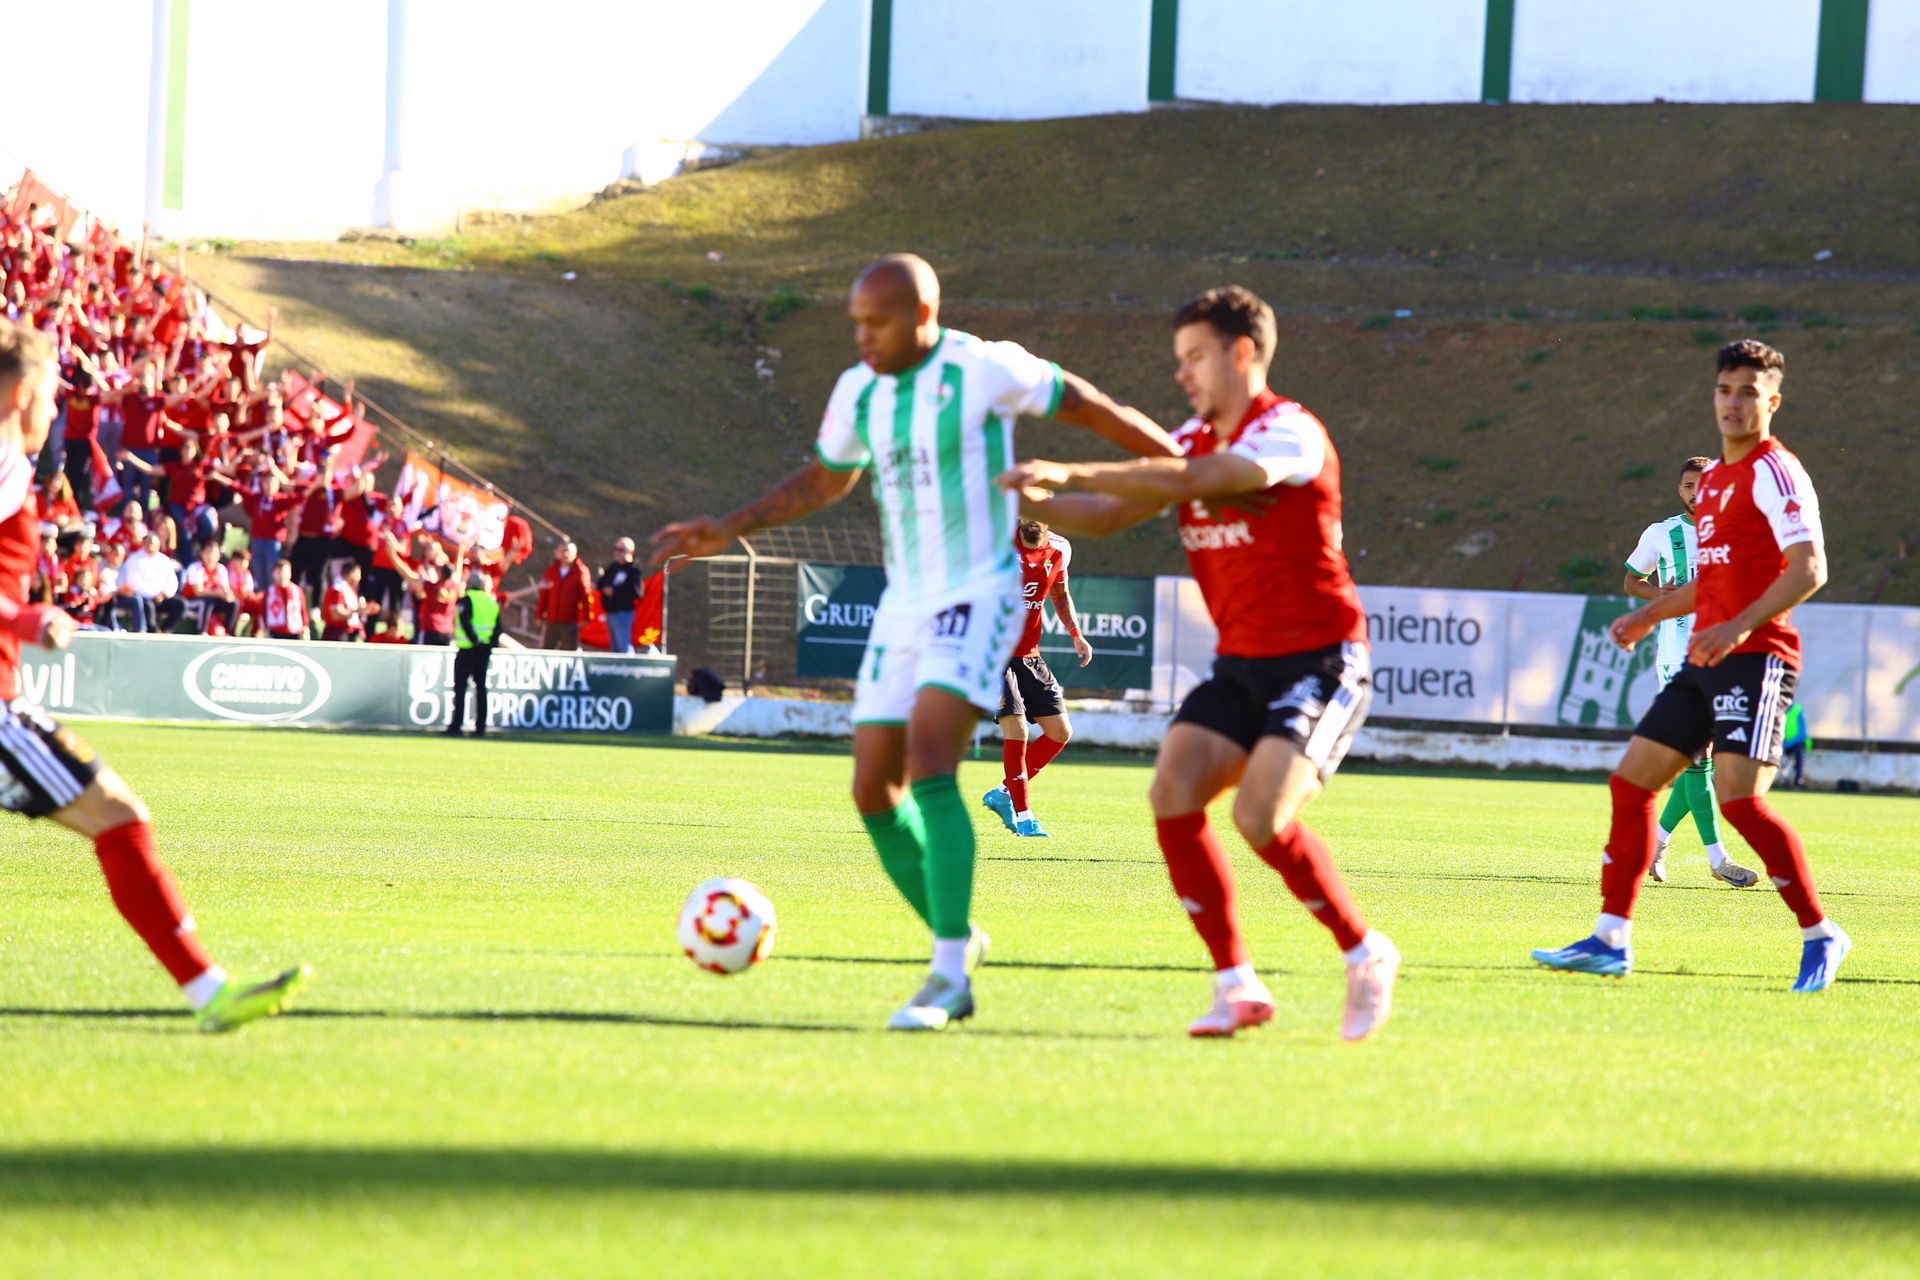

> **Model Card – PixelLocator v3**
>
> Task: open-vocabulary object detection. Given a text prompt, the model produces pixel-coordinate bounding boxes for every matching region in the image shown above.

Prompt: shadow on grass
[0,1005,1158,1042]
[2,1145,1918,1221]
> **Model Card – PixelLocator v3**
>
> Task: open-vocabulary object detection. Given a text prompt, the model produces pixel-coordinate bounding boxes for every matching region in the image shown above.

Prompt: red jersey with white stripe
[264,583,307,636]
[1014,530,1071,657]
[1693,438,1823,668]
[0,444,40,699]
[1173,389,1367,658]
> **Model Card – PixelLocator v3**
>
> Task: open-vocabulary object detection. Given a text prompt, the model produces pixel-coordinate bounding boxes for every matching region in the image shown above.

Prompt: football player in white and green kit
[1623,456,1760,888]
[650,255,1178,1030]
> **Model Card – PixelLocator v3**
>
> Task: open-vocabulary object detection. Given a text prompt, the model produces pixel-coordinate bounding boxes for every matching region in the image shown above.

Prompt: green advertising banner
[796,563,887,678]
[794,563,1155,691]
[17,634,676,735]
[1037,573,1155,691]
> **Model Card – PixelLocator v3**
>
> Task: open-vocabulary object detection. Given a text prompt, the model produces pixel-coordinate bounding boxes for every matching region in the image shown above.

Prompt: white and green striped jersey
[814,328,1064,609]
[1625,513,1697,672]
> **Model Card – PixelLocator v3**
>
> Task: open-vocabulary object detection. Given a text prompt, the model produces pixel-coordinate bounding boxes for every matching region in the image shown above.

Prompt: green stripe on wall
[1148,0,1179,102]
[1814,0,1870,102]
[866,0,892,117]
[1481,0,1515,104]
[162,0,190,210]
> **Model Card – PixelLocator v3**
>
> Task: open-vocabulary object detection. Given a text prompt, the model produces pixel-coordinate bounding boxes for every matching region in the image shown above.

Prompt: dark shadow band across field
[2,1145,1918,1223]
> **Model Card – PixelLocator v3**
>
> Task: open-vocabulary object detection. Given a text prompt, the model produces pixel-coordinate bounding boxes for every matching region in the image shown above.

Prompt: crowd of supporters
[2,186,529,643]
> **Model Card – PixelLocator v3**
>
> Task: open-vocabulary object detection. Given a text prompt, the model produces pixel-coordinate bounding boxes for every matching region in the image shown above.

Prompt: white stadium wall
[1,0,1910,240]
[1509,0,1824,104]
[887,0,1153,120]
[1865,0,1920,102]
[1174,0,1488,105]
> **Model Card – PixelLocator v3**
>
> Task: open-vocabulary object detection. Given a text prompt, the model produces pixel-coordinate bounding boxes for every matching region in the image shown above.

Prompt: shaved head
[853,253,940,313]
[848,254,944,374]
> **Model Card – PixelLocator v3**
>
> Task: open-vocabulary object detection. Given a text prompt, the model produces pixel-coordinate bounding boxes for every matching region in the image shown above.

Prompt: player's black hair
[1174,286,1276,366]
[1716,338,1785,381]
[1680,455,1713,476]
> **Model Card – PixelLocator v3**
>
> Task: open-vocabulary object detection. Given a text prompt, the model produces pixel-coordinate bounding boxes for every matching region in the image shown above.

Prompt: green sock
[1687,758,1723,846]
[862,801,932,926]
[909,774,974,940]
[1658,773,1692,839]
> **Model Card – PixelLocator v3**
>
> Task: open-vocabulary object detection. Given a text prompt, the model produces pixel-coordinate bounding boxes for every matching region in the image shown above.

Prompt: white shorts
[852,576,1022,725]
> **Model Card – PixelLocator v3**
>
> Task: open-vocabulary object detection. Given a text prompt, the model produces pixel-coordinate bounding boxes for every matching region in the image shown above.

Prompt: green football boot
[197,965,312,1034]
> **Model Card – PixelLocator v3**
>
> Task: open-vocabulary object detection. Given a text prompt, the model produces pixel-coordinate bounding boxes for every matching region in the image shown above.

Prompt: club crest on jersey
[1713,686,1750,721]
[1718,481,1737,510]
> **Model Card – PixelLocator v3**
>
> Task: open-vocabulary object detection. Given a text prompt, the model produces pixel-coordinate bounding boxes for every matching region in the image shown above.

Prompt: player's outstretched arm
[1002,452,1268,506]
[1009,488,1163,539]
[1050,372,1180,458]
[648,460,862,569]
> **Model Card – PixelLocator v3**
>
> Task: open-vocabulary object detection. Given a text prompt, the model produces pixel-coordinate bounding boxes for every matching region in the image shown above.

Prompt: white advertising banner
[1151,579,1920,745]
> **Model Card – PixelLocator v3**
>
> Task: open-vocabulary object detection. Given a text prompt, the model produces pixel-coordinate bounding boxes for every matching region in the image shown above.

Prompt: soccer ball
[677,878,777,975]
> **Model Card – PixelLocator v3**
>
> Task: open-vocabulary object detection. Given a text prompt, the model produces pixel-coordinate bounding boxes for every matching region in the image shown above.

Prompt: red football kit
[1691,438,1822,668]
[1171,389,1366,658]
[1014,530,1071,658]
[0,443,57,699]
[264,582,307,637]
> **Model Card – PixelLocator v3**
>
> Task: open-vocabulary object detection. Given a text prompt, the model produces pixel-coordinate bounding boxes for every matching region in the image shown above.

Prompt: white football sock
[931,938,970,984]
[1705,841,1729,869]
[181,966,230,1011]
[1801,919,1839,941]
[1014,809,1035,823]
[1655,824,1673,848]
[1343,930,1389,966]
[1215,963,1259,990]
[1593,914,1632,950]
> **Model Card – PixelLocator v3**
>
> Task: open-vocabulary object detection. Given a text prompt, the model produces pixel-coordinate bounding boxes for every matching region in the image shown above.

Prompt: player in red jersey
[0,321,307,1031]
[1533,340,1848,991]
[1000,286,1399,1041]
[981,519,1092,838]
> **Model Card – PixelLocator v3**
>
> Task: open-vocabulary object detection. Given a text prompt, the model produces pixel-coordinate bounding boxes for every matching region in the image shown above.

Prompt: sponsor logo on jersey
[1699,545,1732,565]
[1178,521,1255,551]
[1713,686,1750,721]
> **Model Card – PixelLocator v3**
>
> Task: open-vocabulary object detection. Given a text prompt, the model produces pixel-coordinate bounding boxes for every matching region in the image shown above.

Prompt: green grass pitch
[4,723,1918,1279]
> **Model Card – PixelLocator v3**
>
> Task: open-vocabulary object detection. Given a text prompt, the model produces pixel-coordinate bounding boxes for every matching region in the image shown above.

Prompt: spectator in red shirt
[242,470,299,590]
[262,558,309,640]
[181,541,239,635]
[412,542,468,646]
[321,563,372,642]
[535,540,590,651]
[41,470,83,530]
[287,457,340,600]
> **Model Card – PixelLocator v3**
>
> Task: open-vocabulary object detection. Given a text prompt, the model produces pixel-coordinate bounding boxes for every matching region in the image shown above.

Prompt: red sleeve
[0,597,57,642]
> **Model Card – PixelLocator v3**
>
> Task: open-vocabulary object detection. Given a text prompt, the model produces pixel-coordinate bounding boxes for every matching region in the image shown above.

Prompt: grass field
[5,723,1919,1279]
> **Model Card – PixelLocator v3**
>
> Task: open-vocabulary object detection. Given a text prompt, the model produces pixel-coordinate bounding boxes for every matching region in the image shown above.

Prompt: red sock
[1720,796,1826,926]
[1001,738,1028,812]
[94,821,213,985]
[1155,812,1248,970]
[1026,735,1066,778]
[1255,822,1367,952]
[1600,774,1658,918]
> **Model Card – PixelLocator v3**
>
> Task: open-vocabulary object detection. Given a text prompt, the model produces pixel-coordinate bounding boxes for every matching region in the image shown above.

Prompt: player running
[649,254,1178,1031]
[0,321,308,1032]
[982,519,1091,839]
[999,286,1400,1042]
[1622,456,1761,888]
[1533,340,1848,991]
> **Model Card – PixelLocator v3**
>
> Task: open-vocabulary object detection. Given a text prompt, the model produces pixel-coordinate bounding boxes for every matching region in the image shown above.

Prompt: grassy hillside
[194,103,1920,606]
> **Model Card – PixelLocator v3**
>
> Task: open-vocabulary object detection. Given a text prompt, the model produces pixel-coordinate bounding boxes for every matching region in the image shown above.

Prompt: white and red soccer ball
[677,878,777,975]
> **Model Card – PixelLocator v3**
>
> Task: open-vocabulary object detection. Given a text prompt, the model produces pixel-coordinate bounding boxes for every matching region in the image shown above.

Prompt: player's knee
[1047,719,1072,745]
[1229,795,1276,849]
[1148,771,1197,818]
[850,774,903,814]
